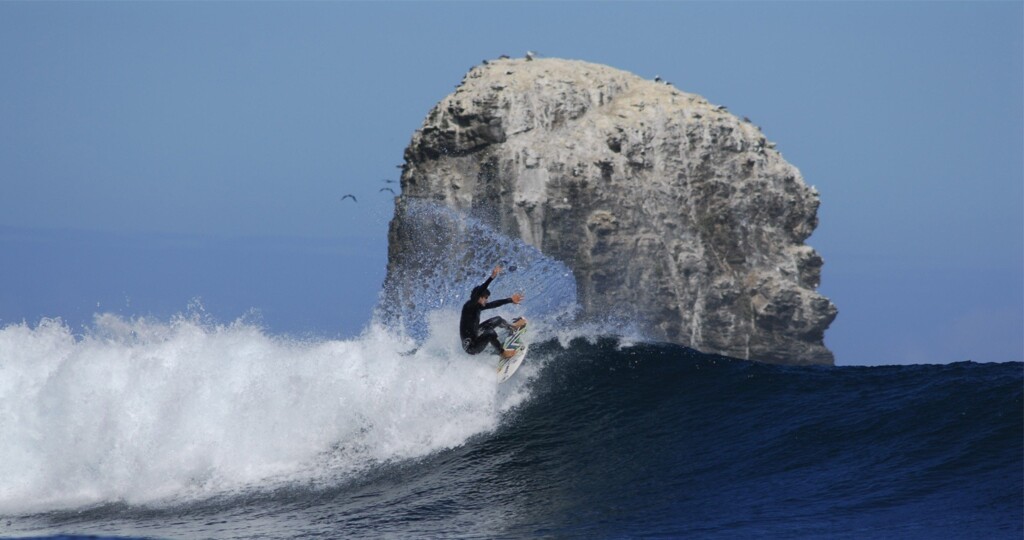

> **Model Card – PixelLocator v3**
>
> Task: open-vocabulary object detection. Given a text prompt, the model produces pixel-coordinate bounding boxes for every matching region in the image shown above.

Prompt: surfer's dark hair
[471,286,490,300]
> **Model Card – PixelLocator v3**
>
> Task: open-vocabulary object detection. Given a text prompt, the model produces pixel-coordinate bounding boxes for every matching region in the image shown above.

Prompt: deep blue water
[4,339,1021,539]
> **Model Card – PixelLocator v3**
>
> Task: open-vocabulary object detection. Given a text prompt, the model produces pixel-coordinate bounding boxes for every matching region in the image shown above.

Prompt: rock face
[386,57,837,365]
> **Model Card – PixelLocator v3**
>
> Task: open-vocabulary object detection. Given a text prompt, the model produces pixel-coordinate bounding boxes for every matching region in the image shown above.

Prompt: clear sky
[1,1,1020,365]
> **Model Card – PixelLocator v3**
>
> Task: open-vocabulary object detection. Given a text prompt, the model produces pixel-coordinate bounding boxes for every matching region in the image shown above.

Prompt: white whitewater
[0,311,544,514]
[0,203,588,515]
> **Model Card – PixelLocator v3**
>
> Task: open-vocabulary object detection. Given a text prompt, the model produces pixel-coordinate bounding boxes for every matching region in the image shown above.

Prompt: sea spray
[379,200,579,341]
[0,313,531,514]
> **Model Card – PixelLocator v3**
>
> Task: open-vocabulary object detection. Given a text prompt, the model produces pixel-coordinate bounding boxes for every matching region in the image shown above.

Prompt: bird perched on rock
[525,51,537,61]
[654,75,662,82]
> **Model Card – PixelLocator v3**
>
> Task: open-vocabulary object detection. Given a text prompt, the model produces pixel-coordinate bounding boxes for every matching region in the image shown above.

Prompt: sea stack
[385,57,837,365]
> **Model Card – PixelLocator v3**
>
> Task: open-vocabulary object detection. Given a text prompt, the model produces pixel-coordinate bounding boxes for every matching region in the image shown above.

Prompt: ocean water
[0,320,1020,539]
[1,205,1021,538]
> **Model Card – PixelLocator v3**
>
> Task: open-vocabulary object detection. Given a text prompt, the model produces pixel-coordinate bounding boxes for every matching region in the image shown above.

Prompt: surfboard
[497,320,528,383]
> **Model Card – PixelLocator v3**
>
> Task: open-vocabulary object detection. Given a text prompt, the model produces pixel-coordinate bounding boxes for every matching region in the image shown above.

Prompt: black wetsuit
[460,276,514,355]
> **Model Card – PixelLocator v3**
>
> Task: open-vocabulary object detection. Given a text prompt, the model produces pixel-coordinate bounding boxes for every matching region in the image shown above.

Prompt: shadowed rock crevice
[385,57,837,365]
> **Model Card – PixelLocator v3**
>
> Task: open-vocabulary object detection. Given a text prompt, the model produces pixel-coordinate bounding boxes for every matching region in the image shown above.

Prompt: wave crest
[0,313,531,514]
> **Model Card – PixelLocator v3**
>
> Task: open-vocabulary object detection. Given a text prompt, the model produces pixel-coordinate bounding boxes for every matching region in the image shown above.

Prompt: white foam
[0,312,531,514]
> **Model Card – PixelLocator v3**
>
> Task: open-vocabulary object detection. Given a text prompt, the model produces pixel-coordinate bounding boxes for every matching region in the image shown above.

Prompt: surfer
[460,266,526,359]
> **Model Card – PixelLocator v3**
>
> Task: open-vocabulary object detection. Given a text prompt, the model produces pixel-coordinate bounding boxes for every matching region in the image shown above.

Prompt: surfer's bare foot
[501,348,516,359]
[512,317,527,330]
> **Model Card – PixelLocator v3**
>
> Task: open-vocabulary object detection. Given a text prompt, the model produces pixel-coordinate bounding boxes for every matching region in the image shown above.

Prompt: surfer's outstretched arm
[470,266,500,299]
[482,292,523,311]
[484,265,501,286]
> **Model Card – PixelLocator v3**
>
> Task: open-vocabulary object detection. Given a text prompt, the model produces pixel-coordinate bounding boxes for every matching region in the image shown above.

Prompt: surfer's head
[472,285,491,304]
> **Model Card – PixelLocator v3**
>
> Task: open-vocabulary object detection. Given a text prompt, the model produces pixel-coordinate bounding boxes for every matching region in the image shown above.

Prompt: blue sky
[1,1,1020,365]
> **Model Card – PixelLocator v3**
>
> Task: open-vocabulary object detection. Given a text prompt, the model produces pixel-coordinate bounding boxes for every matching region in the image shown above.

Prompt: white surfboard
[497,321,528,383]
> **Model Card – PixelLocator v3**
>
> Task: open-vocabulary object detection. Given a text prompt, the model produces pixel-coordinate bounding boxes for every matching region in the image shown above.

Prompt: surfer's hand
[491,266,502,279]
[511,292,524,304]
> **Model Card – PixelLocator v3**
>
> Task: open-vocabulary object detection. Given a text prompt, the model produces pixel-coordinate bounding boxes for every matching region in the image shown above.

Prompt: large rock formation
[385,57,837,365]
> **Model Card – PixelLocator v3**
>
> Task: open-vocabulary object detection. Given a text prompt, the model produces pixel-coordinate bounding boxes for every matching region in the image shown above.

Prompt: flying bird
[340,194,357,202]
[381,178,397,183]
[380,187,396,195]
